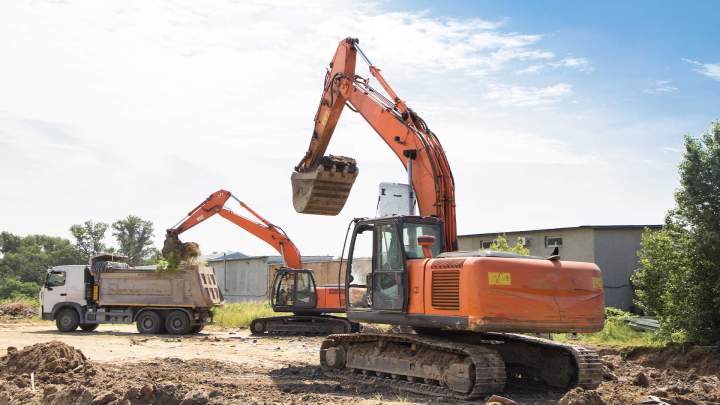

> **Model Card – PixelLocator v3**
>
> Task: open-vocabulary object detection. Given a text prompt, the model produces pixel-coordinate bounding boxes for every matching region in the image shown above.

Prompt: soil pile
[2,341,88,374]
[624,344,720,376]
[0,301,37,318]
[559,388,605,405]
[161,235,201,271]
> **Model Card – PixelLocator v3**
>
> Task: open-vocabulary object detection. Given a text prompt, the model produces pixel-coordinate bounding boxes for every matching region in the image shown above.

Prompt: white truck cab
[40,265,87,320]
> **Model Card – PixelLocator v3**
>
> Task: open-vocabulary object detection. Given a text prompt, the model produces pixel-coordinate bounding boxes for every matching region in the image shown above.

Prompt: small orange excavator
[291,38,605,399]
[163,189,359,335]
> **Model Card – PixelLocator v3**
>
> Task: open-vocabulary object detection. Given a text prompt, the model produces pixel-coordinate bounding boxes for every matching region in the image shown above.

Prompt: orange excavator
[163,189,359,335]
[291,38,605,399]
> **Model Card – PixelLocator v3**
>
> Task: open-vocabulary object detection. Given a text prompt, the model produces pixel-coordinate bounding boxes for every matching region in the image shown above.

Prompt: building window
[481,240,493,249]
[545,237,563,248]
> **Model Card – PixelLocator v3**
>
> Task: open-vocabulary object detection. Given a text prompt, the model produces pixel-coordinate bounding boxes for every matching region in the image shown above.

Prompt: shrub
[0,277,40,300]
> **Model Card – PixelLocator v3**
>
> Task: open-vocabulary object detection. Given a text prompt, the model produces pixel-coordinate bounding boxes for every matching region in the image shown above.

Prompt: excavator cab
[344,216,444,315]
[270,268,318,314]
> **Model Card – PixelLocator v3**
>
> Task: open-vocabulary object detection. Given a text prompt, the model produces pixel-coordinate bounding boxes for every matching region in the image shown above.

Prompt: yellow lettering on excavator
[488,272,512,286]
[320,111,330,129]
[592,277,603,289]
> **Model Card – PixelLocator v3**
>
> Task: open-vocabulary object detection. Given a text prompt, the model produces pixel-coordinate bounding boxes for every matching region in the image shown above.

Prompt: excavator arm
[163,189,302,269]
[292,38,457,250]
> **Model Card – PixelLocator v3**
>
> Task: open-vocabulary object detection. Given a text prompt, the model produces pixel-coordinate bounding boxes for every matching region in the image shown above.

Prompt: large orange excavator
[291,38,605,399]
[163,189,359,335]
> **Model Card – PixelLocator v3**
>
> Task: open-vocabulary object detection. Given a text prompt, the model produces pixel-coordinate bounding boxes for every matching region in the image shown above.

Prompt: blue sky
[0,1,718,256]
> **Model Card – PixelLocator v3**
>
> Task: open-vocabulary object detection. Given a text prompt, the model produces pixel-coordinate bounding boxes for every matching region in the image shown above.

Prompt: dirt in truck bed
[1,323,720,404]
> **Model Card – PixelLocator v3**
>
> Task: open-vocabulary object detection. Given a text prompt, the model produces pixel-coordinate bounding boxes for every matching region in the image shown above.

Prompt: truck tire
[136,311,163,334]
[190,324,205,334]
[56,308,79,332]
[165,310,192,335]
[79,323,99,332]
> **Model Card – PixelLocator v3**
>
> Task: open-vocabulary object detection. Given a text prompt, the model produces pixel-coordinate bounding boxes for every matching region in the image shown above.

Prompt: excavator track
[250,315,359,336]
[320,332,602,400]
[479,332,603,390]
[320,333,507,400]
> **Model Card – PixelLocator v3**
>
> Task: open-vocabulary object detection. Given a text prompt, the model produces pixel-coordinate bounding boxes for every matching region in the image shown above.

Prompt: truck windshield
[402,223,442,259]
[46,271,66,287]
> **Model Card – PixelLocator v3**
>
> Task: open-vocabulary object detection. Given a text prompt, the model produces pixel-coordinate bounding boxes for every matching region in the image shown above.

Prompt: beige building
[458,225,661,311]
[205,252,371,302]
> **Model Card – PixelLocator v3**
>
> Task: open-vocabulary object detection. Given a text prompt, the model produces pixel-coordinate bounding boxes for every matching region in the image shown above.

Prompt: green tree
[632,122,720,343]
[70,220,110,261]
[488,234,530,256]
[111,215,156,266]
[0,232,83,284]
[0,277,40,300]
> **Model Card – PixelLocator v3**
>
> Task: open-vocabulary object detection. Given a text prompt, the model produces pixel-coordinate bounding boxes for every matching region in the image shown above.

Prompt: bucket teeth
[292,155,358,215]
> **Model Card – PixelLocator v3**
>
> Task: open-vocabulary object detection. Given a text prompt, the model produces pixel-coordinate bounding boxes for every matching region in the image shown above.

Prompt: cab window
[402,223,442,259]
[295,272,315,305]
[376,223,403,271]
[46,271,66,287]
[274,273,294,306]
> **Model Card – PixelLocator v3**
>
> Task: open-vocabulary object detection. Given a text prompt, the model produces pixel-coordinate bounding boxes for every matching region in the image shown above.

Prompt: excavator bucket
[162,234,201,263]
[291,155,358,215]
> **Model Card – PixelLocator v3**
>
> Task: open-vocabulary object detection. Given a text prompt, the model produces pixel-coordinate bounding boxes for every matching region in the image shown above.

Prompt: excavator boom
[163,189,302,269]
[292,38,457,250]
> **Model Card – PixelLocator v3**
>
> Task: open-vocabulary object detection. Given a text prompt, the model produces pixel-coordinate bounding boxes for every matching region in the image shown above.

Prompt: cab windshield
[402,222,442,259]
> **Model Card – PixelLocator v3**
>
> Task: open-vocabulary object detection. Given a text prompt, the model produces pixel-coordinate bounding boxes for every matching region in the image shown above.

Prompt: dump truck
[40,254,223,335]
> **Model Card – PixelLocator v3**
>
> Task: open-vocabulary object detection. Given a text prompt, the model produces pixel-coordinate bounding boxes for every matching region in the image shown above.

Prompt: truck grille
[431,270,460,310]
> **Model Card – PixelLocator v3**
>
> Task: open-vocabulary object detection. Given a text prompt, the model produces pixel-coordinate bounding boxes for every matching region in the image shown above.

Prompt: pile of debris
[160,234,202,272]
[0,301,37,319]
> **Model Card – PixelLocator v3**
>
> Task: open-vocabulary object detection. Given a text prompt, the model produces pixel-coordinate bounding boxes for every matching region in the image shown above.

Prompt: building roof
[202,252,249,262]
[460,224,662,238]
[204,252,333,263]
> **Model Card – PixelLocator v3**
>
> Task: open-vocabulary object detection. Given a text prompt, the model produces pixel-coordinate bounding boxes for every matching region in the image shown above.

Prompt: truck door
[42,269,68,314]
[372,222,405,311]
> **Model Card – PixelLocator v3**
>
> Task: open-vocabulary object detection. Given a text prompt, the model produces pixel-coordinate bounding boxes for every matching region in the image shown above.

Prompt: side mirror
[417,235,436,259]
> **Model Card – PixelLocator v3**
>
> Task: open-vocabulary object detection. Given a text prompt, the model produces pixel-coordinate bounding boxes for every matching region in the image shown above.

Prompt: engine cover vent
[431,270,460,310]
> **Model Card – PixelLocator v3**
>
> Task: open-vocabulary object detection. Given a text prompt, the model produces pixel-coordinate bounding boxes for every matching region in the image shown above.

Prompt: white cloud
[550,57,593,72]
[683,58,720,81]
[644,80,677,94]
[515,64,544,74]
[0,1,673,256]
[485,83,573,107]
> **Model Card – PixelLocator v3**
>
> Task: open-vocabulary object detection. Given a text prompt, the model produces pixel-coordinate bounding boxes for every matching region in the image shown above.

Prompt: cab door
[371,222,405,311]
[41,269,68,314]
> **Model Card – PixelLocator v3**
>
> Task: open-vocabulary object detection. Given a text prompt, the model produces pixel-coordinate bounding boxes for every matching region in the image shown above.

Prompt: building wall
[593,228,644,311]
[458,228,596,262]
[208,257,269,302]
[210,258,375,302]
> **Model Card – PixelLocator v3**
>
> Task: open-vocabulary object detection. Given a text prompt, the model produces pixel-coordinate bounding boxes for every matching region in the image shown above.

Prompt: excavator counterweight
[291,155,358,215]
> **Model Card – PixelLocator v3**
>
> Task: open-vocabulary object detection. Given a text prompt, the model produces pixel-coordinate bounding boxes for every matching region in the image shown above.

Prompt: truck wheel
[136,311,163,334]
[56,308,79,332]
[190,324,205,334]
[79,323,99,332]
[165,310,191,335]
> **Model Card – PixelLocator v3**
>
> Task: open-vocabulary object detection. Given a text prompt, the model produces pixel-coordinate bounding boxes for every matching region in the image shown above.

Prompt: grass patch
[212,300,289,329]
[554,307,668,347]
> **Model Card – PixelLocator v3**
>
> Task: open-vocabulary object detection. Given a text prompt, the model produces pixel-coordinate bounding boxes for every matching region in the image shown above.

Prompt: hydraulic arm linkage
[292,37,457,250]
[163,189,302,269]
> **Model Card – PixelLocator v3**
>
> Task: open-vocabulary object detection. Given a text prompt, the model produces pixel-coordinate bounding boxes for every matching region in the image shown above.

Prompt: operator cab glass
[346,216,444,313]
[402,222,442,259]
[271,269,317,310]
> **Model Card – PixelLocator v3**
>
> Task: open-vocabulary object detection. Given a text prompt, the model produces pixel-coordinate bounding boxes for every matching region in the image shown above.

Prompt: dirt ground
[1,321,719,405]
